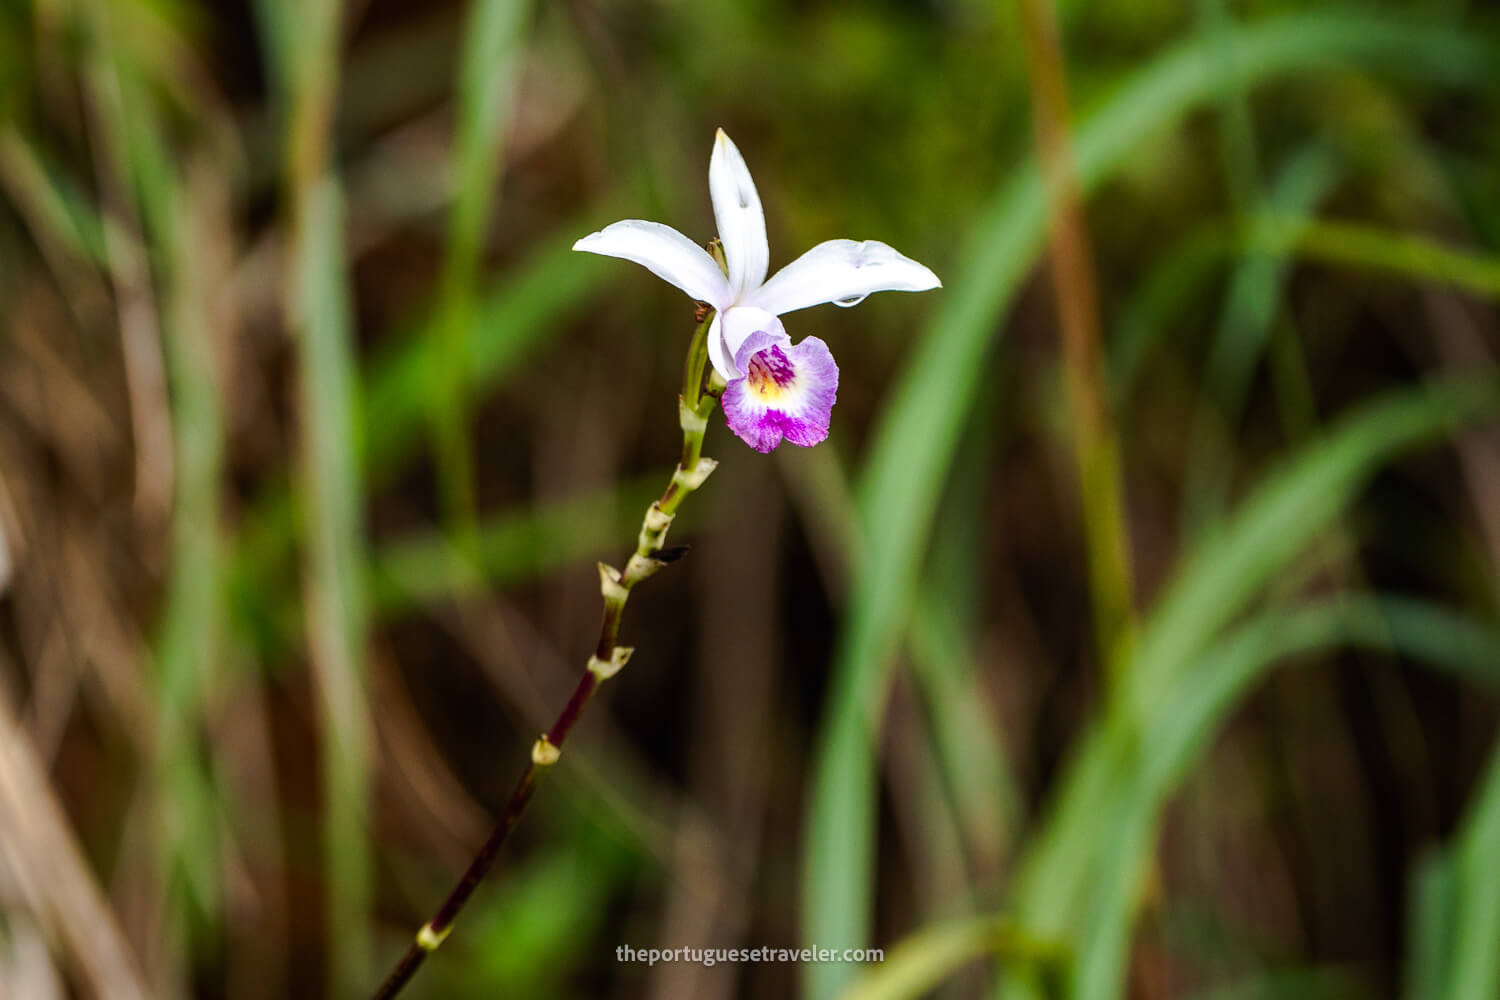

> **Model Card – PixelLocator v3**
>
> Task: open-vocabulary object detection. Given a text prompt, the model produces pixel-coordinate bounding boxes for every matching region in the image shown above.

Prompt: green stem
[682,308,713,409]
[675,311,720,485]
[371,310,721,1000]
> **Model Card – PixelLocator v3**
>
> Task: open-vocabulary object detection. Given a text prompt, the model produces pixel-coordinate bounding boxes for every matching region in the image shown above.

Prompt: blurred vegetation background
[2,0,1499,997]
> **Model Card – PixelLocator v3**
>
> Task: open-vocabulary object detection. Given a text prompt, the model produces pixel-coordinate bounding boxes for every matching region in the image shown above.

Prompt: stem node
[597,562,628,601]
[416,923,450,953]
[673,456,718,493]
[679,397,709,434]
[531,736,561,766]
[638,503,676,552]
[622,552,664,585]
[587,646,633,681]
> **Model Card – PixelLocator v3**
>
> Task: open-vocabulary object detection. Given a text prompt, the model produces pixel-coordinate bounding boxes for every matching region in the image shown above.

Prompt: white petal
[722,306,786,363]
[707,313,737,382]
[709,130,769,301]
[573,220,731,308]
[749,239,941,316]
[707,306,787,381]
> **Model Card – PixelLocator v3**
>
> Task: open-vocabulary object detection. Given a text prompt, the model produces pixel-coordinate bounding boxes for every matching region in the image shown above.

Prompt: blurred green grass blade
[292,174,374,995]
[907,592,1021,875]
[1114,210,1500,404]
[1243,215,1500,298]
[0,129,112,268]
[1077,599,1500,1000]
[431,849,614,995]
[1109,225,1222,401]
[1009,378,1500,985]
[1132,376,1499,711]
[1441,152,1500,252]
[231,224,612,626]
[419,808,643,996]
[367,475,662,617]
[1182,968,1364,1000]
[1442,743,1500,1000]
[1407,850,1458,1000]
[1371,599,1500,695]
[263,0,375,983]
[1010,594,1500,1000]
[783,441,1022,993]
[1207,149,1342,417]
[804,15,1500,996]
[152,188,229,923]
[1197,0,1262,208]
[1183,145,1342,534]
[431,0,532,542]
[906,408,1022,873]
[0,2,28,120]
[451,1,529,236]
[84,14,230,948]
[245,477,664,655]
[368,226,609,474]
[837,916,1060,1000]
[782,433,1023,896]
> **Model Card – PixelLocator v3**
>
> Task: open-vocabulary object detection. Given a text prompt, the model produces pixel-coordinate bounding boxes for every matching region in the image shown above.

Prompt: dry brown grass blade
[1018,0,1136,677]
[0,677,151,1000]
[82,60,175,536]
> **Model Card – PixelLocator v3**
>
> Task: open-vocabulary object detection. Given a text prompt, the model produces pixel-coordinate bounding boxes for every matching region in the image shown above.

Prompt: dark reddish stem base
[370,669,599,999]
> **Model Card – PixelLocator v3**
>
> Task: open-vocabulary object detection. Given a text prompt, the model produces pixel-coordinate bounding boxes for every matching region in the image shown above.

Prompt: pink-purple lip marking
[721,337,840,453]
[747,344,796,392]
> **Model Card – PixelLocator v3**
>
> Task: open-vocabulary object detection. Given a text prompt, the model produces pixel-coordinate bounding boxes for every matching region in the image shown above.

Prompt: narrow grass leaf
[1182,144,1342,533]
[367,475,663,617]
[1442,743,1500,1000]
[837,916,1008,1000]
[431,0,532,541]
[1406,850,1458,1000]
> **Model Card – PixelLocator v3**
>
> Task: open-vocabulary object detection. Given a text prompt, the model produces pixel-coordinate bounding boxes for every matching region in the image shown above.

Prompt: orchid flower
[572,130,941,452]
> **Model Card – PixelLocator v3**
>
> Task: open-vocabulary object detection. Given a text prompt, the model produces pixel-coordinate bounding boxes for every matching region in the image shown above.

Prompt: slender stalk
[1017,0,1137,679]
[372,310,722,1000]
